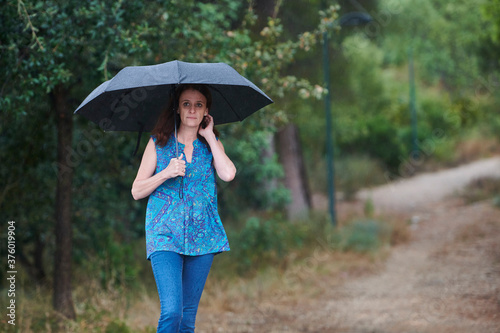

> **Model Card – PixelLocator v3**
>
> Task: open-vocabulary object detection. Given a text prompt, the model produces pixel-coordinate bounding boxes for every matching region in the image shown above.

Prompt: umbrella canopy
[74,60,273,132]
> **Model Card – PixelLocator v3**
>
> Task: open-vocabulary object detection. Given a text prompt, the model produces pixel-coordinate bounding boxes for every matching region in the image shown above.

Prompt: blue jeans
[150,251,214,333]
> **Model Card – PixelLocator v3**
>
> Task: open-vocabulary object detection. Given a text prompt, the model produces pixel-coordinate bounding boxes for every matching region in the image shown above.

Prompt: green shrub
[214,215,397,277]
[215,214,329,276]
[106,320,132,333]
[226,216,296,274]
[337,219,391,253]
[30,312,60,332]
[364,198,375,218]
[338,115,409,172]
[87,238,143,289]
[335,155,387,200]
[493,196,500,209]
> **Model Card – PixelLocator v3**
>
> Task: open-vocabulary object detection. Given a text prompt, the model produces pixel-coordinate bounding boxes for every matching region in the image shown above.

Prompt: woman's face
[178,88,208,128]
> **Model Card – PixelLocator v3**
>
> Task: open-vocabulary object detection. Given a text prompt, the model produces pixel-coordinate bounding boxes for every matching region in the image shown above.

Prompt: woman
[131,84,236,332]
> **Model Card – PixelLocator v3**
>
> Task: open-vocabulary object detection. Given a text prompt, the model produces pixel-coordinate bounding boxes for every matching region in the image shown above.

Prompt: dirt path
[197,157,500,332]
[358,156,500,213]
[316,200,500,333]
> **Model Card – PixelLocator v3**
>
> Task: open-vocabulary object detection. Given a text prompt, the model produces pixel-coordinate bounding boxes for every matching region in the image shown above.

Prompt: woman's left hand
[198,114,215,139]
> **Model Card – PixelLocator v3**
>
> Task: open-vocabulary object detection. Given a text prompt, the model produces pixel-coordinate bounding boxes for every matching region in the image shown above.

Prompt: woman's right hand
[163,153,186,178]
[132,139,186,200]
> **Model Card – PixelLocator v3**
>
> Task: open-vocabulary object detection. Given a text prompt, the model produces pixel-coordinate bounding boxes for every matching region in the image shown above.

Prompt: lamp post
[408,45,418,160]
[322,11,373,226]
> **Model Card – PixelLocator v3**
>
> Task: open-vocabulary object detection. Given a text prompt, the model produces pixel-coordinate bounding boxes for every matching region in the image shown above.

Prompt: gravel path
[198,157,500,332]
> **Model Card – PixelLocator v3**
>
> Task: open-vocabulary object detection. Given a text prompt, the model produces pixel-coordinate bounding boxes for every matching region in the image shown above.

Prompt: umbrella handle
[174,116,179,157]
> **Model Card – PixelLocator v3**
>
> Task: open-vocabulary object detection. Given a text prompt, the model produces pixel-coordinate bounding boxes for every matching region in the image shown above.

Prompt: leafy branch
[17,0,45,50]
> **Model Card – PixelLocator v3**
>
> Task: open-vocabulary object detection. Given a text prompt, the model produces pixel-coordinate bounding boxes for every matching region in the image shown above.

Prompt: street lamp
[322,11,373,226]
[408,45,418,160]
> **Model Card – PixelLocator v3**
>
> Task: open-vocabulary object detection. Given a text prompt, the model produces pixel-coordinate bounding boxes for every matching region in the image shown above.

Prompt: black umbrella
[75,60,273,133]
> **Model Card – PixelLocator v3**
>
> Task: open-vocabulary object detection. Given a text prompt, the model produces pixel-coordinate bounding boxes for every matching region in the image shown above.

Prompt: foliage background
[1,0,500,330]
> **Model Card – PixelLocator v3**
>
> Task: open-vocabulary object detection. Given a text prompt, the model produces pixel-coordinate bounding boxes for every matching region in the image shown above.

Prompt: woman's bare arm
[198,116,236,182]
[131,138,186,200]
[205,135,236,182]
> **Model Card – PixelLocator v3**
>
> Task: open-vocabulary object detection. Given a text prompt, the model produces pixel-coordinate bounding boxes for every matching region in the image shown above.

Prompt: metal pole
[323,30,336,226]
[319,9,372,226]
[409,46,418,159]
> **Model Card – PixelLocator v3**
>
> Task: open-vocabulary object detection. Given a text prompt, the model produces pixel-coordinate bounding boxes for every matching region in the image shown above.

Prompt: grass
[2,278,157,333]
[201,250,380,318]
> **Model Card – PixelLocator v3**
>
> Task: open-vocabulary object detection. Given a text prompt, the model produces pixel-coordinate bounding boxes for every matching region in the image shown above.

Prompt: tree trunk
[253,0,279,31]
[254,0,279,18]
[277,124,311,221]
[51,84,76,319]
[262,132,278,195]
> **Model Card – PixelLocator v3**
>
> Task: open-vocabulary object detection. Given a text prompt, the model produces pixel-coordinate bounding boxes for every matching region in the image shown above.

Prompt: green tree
[379,0,489,95]
[300,0,495,173]
[1,0,151,318]
[482,0,500,42]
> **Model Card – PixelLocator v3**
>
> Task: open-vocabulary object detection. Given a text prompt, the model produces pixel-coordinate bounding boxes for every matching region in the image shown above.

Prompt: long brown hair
[152,84,219,147]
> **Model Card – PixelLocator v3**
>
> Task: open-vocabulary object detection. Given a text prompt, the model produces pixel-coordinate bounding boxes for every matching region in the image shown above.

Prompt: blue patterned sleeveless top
[145,135,230,258]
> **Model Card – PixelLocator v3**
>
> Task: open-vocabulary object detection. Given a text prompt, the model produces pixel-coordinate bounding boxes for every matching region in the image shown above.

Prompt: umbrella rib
[209,85,243,122]
[175,61,180,84]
